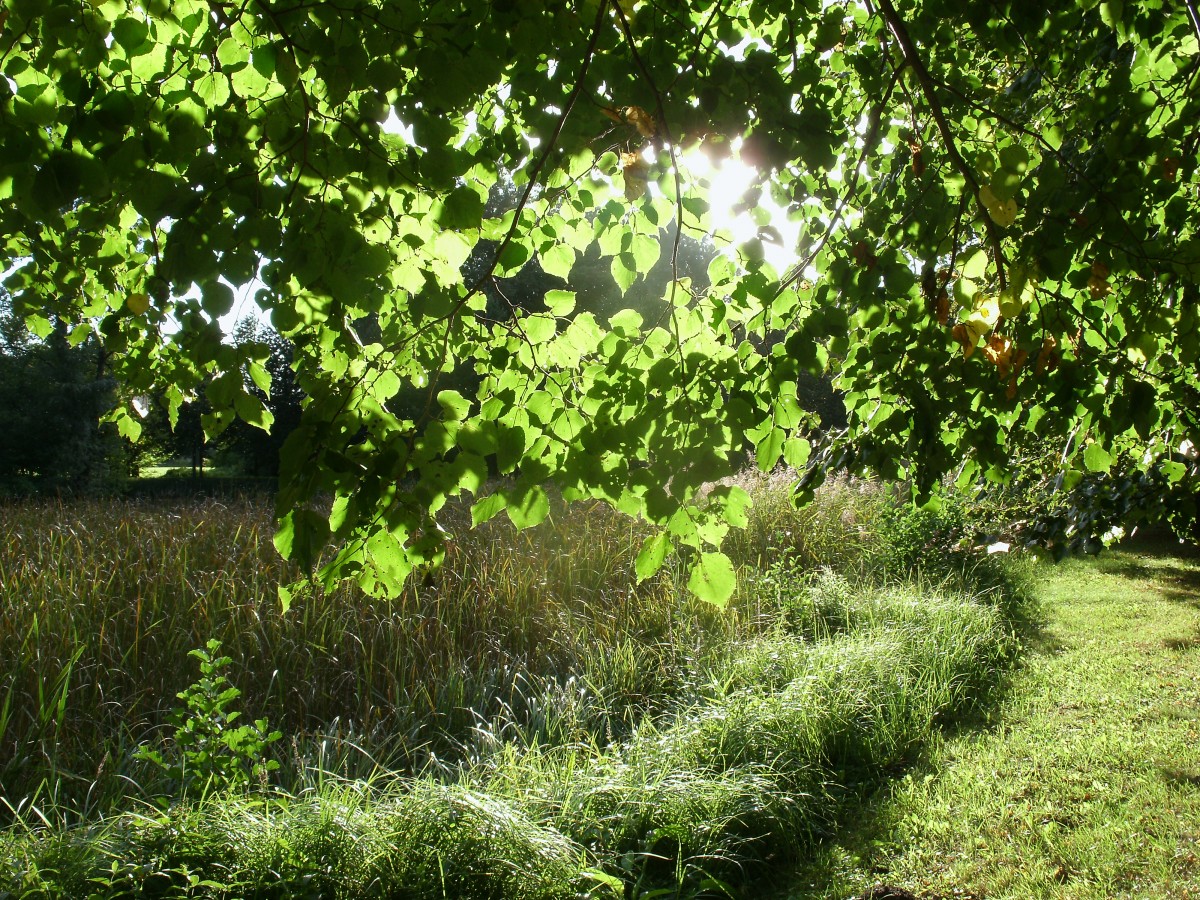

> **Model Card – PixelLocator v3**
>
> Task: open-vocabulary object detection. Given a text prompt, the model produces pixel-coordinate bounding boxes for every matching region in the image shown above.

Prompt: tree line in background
[0,300,302,493]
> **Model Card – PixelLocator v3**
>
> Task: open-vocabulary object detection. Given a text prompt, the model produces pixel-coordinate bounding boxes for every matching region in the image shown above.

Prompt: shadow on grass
[759,589,1050,900]
[765,548,1200,899]
[1161,767,1200,789]
[1163,629,1200,652]
[1096,548,1200,608]
[758,748,977,900]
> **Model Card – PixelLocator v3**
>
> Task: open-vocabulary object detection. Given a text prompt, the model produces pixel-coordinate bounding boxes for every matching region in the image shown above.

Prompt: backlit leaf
[686,551,736,607]
[635,532,670,581]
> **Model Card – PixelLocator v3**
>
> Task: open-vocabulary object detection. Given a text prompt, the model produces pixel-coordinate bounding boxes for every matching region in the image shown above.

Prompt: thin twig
[1185,0,1200,46]
[613,1,692,385]
[414,0,612,399]
[312,0,612,463]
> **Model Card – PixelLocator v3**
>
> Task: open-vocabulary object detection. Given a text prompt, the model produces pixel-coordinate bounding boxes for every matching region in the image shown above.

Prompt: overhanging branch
[876,0,1008,290]
[1186,0,1200,46]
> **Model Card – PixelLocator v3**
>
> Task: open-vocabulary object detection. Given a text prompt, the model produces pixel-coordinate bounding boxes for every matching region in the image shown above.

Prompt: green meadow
[4,479,1190,899]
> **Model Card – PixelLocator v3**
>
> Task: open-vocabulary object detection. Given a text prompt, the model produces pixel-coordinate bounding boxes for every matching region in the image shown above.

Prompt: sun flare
[680,143,801,274]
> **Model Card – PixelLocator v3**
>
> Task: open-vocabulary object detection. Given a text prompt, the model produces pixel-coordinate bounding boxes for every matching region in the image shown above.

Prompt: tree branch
[1185,0,1200,47]
[397,0,610,355]
[613,1,693,387]
[464,0,610,307]
[876,0,1008,290]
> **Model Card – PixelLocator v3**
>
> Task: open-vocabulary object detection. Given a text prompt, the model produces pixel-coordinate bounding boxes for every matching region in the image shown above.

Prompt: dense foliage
[2,0,1197,598]
[0,304,124,492]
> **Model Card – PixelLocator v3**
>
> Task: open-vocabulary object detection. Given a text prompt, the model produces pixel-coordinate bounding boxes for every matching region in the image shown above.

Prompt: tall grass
[2,574,1021,899]
[1,476,893,824]
[0,474,1031,898]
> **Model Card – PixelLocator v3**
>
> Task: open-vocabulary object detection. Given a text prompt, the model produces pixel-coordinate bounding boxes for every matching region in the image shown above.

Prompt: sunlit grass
[2,576,1019,898]
[771,545,1200,899]
[0,475,1032,898]
[0,477,892,824]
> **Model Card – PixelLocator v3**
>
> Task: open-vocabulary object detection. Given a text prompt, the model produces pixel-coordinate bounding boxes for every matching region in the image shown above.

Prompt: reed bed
[2,574,1021,899]
[0,476,884,823]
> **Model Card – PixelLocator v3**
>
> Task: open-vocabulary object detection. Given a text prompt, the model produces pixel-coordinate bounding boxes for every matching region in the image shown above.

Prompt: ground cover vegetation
[3,0,1198,601]
[0,480,1028,898]
[770,539,1200,899]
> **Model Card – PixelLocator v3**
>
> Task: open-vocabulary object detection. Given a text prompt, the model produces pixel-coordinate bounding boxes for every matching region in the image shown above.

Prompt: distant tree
[0,300,124,493]
[221,317,304,476]
[135,383,209,476]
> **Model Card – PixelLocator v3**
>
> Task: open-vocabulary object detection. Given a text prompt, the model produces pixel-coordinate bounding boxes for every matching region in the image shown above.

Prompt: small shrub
[135,640,280,803]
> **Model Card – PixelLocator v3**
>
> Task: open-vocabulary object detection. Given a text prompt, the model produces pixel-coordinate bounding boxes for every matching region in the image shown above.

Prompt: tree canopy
[2,0,1198,602]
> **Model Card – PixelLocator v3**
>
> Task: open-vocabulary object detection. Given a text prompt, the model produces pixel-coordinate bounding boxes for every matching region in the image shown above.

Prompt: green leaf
[217,38,249,69]
[273,508,329,566]
[194,72,231,108]
[998,144,1030,174]
[437,390,471,421]
[112,18,150,54]
[755,427,785,472]
[634,532,670,582]
[544,289,576,316]
[234,392,274,432]
[961,248,988,282]
[505,484,550,529]
[631,232,660,273]
[1083,442,1113,473]
[522,314,557,345]
[201,281,234,317]
[782,436,811,469]
[247,360,272,394]
[496,240,531,276]
[609,308,643,337]
[1160,460,1186,483]
[686,551,736,607]
[1100,0,1123,30]
[611,254,637,293]
[471,492,508,526]
[114,409,142,442]
[541,244,575,280]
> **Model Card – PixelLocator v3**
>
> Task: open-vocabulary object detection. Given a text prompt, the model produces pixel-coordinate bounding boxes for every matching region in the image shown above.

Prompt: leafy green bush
[135,640,281,803]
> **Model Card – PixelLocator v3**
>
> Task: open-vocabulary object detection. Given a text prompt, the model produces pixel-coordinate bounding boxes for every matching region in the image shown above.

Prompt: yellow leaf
[622,105,656,138]
[970,292,1000,328]
[998,287,1023,318]
[1035,334,1059,375]
[992,199,1017,227]
[951,321,985,358]
[603,104,656,138]
[982,334,1013,376]
[979,185,1018,228]
[622,152,650,201]
[1088,260,1110,298]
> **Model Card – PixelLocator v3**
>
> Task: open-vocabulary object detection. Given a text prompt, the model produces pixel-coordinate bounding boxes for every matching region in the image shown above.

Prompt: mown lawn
[775,540,1200,900]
